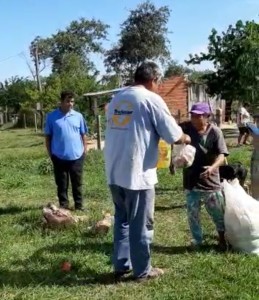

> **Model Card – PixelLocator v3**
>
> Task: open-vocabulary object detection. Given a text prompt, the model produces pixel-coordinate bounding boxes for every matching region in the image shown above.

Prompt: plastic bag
[172,144,196,168]
[223,179,259,255]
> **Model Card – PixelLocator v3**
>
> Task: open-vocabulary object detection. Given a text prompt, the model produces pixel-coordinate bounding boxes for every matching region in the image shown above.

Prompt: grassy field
[0,129,258,300]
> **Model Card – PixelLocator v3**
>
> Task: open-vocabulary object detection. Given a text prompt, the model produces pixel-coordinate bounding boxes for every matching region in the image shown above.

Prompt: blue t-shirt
[104,86,183,190]
[45,109,88,160]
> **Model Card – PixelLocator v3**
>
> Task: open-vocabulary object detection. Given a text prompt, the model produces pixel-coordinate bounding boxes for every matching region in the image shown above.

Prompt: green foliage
[164,60,192,78]
[0,76,38,112]
[30,18,109,74]
[0,129,259,299]
[186,20,259,104]
[105,1,171,81]
[164,60,213,84]
[38,157,53,175]
[28,18,109,113]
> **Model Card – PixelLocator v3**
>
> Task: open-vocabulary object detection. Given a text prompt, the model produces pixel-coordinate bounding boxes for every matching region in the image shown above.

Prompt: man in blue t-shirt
[45,91,88,211]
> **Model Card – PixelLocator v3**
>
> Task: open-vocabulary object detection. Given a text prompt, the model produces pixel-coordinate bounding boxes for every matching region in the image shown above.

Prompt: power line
[0,52,23,64]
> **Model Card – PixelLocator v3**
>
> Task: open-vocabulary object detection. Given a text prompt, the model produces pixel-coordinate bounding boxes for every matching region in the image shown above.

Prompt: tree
[164,60,191,78]
[30,18,109,74]
[237,22,259,105]
[164,60,213,84]
[104,1,171,81]
[186,20,259,120]
[0,77,38,112]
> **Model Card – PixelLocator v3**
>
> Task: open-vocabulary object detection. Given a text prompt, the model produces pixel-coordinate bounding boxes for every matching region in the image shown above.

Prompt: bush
[38,157,53,175]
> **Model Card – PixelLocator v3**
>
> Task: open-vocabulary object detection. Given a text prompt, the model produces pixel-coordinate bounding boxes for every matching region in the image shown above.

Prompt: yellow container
[157,139,171,169]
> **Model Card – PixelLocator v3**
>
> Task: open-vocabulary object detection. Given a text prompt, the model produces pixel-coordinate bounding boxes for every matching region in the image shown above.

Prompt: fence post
[23,114,27,129]
[96,115,102,150]
[34,113,38,132]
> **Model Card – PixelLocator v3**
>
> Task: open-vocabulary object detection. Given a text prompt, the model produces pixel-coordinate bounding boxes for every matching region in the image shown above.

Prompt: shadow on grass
[1,240,229,287]
[0,205,40,216]
[0,268,135,286]
[152,243,223,255]
[2,141,43,149]
[156,187,183,193]
[1,238,231,287]
[155,187,172,192]
[0,241,132,287]
[155,204,186,211]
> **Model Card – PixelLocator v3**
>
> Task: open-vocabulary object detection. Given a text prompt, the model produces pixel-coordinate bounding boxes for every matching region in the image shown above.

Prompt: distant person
[104,62,190,281]
[45,91,87,211]
[170,102,229,250]
[238,103,251,146]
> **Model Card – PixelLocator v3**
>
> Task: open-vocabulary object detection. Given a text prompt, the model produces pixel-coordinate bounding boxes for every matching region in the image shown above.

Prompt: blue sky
[0,0,258,82]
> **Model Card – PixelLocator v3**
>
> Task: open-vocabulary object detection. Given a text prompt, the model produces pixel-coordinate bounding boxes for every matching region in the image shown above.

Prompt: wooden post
[93,98,98,116]
[23,114,27,129]
[4,112,7,124]
[96,115,102,150]
[41,111,44,131]
[34,113,38,132]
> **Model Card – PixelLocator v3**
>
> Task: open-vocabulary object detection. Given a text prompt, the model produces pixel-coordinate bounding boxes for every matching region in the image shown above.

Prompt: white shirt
[239,107,250,126]
[104,86,183,190]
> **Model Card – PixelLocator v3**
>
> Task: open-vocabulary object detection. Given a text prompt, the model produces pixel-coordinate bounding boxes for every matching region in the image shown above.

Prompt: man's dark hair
[134,62,162,84]
[60,91,75,101]
[244,102,250,108]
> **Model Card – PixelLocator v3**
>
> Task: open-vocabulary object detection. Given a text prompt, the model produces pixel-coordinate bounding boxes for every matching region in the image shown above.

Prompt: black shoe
[75,207,85,211]
[60,205,69,210]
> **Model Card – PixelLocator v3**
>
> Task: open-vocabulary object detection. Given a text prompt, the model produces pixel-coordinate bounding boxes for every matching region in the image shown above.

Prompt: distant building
[158,76,225,123]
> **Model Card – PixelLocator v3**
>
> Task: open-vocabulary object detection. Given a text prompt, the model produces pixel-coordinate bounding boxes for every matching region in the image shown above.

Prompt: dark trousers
[51,154,85,209]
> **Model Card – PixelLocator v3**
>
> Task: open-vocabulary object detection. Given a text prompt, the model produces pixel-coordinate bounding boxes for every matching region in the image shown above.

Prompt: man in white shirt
[104,62,191,281]
[238,103,251,146]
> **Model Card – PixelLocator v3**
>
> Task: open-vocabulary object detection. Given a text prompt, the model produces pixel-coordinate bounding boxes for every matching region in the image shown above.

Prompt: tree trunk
[225,99,233,122]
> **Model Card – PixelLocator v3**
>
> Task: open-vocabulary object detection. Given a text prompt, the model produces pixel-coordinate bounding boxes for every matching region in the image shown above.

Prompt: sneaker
[114,269,131,280]
[135,267,164,282]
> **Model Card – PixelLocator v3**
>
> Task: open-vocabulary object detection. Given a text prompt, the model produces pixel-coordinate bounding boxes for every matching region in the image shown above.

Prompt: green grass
[0,129,258,300]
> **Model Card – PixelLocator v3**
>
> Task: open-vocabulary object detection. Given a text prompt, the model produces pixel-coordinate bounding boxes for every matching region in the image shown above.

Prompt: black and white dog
[219,162,248,187]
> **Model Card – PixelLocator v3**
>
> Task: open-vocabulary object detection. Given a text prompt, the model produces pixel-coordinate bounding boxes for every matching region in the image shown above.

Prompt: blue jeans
[109,185,155,278]
[186,190,225,245]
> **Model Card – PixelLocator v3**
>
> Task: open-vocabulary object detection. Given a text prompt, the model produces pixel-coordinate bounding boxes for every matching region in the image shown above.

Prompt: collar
[57,108,75,116]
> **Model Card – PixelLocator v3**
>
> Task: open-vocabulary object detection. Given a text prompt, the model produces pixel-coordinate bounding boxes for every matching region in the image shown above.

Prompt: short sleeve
[148,95,183,144]
[44,113,52,136]
[214,128,229,156]
[80,114,88,135]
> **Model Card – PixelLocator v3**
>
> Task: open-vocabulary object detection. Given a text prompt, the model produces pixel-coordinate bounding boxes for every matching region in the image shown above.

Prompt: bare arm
[200,154,226,179]
[81,134,87,154]
[211,154,226,170]
[45,136,52,158]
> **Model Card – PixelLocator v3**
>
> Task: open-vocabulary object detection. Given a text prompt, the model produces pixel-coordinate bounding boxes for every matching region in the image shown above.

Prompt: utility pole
[33,43,44,131]
[34,44,42,93]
